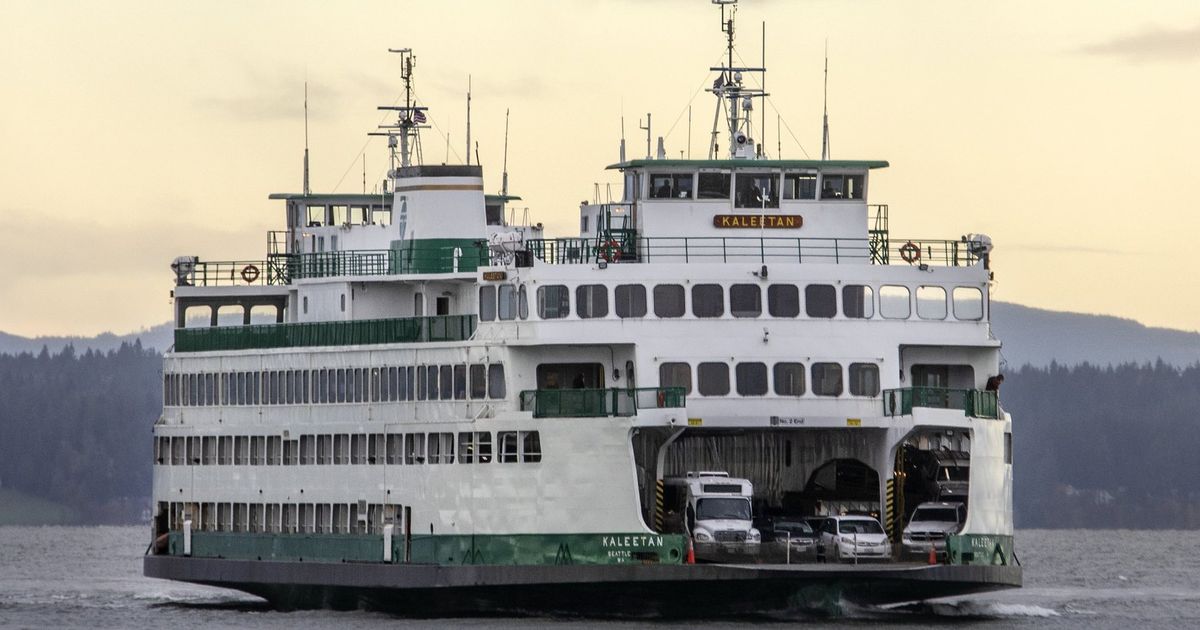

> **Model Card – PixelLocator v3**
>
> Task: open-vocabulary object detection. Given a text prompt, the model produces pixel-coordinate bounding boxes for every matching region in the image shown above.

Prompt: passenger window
[729,284,762,318]
[735,173,779,209]
[849,363,880,396]
[805,284,837,318]
[917,286,948,320]
[649,173,694,199]
[615,284,648,318]
[427,366,439,400]
[697,362,730,396]
[697,172,731,199]
[653,284,686,318]
[811,362,843,396]
[782,173,817,200]
[453,365,467,400]
[879,285,911,319]
[576,284,609,318]
[522,431,542,463]
[842,285,874,319]
[488,364,506,399]
[773,363,806,396]
[498,432,519,463]
[735,362,768,396]
[439,365,453,400]
[692,284,724,318]
[659,362,693,395]
[537,285,570,319]
[498,285,517,320]
[767,284,800,317]
[953,287,984,321]
[518,285,529,320]
[469,364,487,399]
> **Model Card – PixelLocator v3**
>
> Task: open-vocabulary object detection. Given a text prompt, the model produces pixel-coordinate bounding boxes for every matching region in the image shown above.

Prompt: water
[1,527,1198,628]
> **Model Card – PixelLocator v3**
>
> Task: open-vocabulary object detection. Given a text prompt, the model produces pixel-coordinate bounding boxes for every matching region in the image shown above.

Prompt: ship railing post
[183,519,192,557]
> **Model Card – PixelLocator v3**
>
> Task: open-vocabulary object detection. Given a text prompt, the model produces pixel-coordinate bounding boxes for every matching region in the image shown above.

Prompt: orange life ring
[899,241,921,264]
[241,264,261,283]
[600,240,622,262]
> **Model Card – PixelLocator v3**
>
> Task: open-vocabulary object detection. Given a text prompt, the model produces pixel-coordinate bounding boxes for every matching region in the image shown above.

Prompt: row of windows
[508,283,984,322]
[155,430,541,467]
[647,171,864,206]
[164,364,506,407]
[164,501,404,535]
[659,361,880,398]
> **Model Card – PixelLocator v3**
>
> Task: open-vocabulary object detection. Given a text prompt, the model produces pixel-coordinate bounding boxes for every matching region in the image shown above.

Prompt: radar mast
[708,0,768,160]
[371,48,430,173]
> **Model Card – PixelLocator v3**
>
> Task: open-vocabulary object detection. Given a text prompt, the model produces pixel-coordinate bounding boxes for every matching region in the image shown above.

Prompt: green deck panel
[168,531,687,566]
[945,534,1015,566]
[607,159,890,171]
[392,238,489,274]
[173,314,477,353]
[882,387,999,419]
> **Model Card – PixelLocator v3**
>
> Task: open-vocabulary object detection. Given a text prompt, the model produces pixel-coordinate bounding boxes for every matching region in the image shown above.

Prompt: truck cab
[663,471,761,545]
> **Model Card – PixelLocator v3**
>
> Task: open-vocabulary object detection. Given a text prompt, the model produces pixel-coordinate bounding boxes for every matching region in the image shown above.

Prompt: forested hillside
[0,343,159,524]
[1,344,1199,528]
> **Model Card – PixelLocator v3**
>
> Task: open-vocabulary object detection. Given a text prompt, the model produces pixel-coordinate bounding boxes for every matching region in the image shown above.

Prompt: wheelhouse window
[735,362,768,396]
[660,362,693,395]
[697,172,731,199]
[734,173,779,208]
[879,285,911,319]
[537,285,570,319]
[843,285,874,319]
[615,284,648,318]
[917,286,948,320]
[653,284,686,317]
[805,284,837,318]
[692,284,724,318]
[783,173,818,200]
[849,363,880,396]
[729,284,762,318]
[576,284,609,318]
[649,173,694,199]
[698,362,730,396]
[953,287,984,321]
[768,284,800,317]
[479,286,496,321]
[820,174,865,200]
[774,362,806,395]
[811,362,843,396]
[498,285,517,320]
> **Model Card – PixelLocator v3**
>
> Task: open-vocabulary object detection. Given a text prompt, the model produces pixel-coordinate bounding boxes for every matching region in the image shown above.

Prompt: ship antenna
[619,113,627,163]
[639,114,651,159]
[465,75,472,166]
[303,81,311,195]
[821,40,831,160]
[501,108,510,196]
[376,48,428,168]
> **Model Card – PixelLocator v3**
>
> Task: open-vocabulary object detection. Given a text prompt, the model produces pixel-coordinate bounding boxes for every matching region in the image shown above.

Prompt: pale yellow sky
[2,0,1198,337]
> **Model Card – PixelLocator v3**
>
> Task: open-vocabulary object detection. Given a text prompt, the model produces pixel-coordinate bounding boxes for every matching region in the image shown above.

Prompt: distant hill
[990,302,1200,368]
[1,302,1198,367]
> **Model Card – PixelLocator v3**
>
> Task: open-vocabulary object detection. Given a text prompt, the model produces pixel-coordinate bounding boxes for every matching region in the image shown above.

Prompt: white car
[817,515,892,563]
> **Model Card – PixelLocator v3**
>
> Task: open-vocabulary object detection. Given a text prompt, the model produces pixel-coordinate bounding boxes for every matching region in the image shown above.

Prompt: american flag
[412,109,426,124]
[712,74,725,91]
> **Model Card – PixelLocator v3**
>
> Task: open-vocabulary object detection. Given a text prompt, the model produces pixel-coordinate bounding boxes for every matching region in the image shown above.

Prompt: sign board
[481,271,508,281]
[713,214,803,229]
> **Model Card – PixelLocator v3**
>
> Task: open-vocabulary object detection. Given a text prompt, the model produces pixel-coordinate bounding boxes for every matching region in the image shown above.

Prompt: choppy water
[1,526,1199,628]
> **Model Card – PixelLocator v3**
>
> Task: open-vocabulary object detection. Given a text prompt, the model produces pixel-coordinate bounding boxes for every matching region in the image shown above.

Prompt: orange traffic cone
[686,539,696,564]
[928,547,938,565]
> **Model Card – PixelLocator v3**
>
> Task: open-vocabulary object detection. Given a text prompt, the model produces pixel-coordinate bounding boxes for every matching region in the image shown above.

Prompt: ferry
[144,0,1019,617]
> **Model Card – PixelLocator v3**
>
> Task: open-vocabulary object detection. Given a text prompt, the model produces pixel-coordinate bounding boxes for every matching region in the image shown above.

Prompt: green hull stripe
[391,238,488,274]
[168,531,687,566]
[945,534,1015,566]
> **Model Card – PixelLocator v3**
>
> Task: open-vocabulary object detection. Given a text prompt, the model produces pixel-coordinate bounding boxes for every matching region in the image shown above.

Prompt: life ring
[899,241,921,264]
[241,264,261,283]
[599,240,622,262]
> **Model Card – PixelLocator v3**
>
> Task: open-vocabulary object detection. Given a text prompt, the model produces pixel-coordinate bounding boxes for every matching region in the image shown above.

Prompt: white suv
[817,515,892,563]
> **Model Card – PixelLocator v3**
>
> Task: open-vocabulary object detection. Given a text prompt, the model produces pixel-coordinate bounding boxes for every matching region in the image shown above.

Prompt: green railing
[288,246,489,280]
[519,387,686,418]
[882,387,998,419]
[525,236,978,267]
[174,315,477,353]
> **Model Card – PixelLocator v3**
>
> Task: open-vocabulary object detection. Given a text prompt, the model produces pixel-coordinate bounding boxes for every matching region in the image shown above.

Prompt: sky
[1,0,1198,337]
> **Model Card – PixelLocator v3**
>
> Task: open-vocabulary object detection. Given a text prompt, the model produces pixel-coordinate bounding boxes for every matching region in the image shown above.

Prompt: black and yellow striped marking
[654,480,665,531]
[885,478,896,539]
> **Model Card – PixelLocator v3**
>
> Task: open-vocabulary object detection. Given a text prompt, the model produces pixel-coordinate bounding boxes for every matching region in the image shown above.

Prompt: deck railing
[882,387,998,419]
[525,236,977,267]
[174,315,477,353]
[519,387,686,418]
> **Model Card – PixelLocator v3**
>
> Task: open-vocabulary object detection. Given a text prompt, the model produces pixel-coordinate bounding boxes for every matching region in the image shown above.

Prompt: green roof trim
[268,193,392,202]
[606,159,889,171]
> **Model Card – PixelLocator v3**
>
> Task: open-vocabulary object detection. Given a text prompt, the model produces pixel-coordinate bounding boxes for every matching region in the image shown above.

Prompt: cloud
[1005,243,1137,256]
[1079,23,1200,62]
[194,68,369,123]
